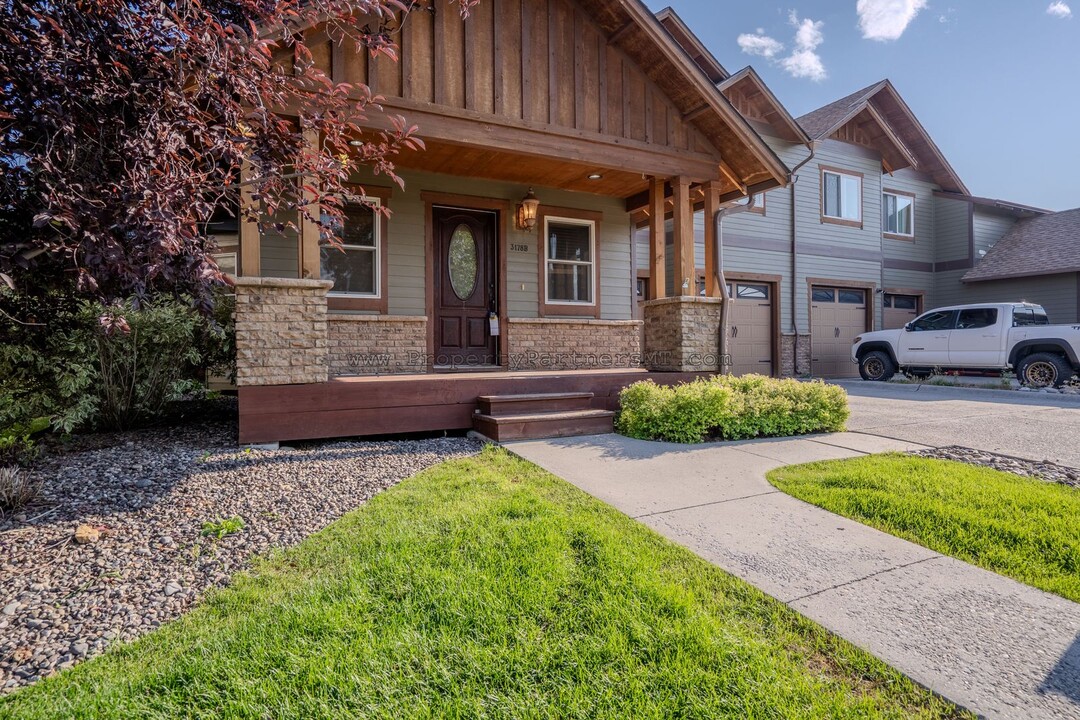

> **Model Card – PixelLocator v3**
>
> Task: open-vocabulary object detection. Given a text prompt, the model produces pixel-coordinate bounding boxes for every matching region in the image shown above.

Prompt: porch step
[472,409,615,442]
[477,392,594,416]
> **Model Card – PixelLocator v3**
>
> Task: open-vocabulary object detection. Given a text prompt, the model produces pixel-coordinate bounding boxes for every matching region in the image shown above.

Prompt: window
[1013,307,1051,327]
[910,310,957,332]
[883,192,914,237]
[545,216,595,305]
[822,170,862,223]
[838,289,866,305]
[885,294,918,311]
[321,198,380,297]
[956,308,998,330]
[812,288,835,303]
[737,284,769,300]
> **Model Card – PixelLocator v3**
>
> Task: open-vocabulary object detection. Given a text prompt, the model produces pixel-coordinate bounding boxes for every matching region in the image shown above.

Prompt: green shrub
[616,375,849,444]
[0,417,51,466]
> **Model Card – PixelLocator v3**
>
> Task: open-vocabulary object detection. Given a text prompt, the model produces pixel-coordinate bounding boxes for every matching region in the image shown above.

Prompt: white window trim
[544,215,597,307]
[882,191,915,237]
[822,170,862,222]
[324,196,381,299]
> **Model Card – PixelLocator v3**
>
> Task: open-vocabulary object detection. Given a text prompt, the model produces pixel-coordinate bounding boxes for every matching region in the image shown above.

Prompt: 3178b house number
[510,243,529,253]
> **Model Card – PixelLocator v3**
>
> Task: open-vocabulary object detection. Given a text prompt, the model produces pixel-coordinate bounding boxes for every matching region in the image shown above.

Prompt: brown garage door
[727,282,774,376]
[811,286,868,378]
[883,293,920,330]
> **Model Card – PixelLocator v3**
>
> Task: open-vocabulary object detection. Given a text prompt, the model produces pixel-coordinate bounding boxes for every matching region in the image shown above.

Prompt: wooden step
[473,409,615,442]
[477,392,594,416]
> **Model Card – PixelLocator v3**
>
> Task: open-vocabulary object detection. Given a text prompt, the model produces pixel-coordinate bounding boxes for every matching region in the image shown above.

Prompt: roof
[934,191,1051,217]
[654,7,729,83]
[963,207,1080,283]
[796,80,969,194]
[718,67,811,145]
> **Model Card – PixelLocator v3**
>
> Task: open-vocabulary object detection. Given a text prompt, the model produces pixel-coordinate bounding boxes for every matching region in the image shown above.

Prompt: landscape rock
[72,525,100,544]
[911,446,1078,489]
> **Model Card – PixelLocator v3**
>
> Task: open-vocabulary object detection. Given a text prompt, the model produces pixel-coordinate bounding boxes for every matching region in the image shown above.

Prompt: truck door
[949,308,1003,367]
[897,310,957,366]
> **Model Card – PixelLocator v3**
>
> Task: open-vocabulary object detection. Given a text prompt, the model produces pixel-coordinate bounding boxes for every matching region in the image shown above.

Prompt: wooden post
[648,176,666,299]
[672,176,694,297]
[238,159,261,277]
[299,129,322,280]
[703,181,721,297]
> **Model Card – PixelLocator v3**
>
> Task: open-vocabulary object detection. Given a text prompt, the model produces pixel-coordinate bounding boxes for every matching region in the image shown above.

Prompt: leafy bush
[0,466,42,516]
[617,375,849,444]
[0,417,50,467]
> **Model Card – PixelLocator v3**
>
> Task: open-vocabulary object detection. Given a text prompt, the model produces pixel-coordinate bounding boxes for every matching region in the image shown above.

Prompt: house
[228,0,792,444]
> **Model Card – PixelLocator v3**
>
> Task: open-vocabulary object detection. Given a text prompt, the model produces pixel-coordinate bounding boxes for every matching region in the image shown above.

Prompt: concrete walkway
[508,432,1080,720]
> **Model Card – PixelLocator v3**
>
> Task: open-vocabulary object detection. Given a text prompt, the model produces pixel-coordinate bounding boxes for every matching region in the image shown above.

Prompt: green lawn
[1,447,965,719]
[769,454,1080,604]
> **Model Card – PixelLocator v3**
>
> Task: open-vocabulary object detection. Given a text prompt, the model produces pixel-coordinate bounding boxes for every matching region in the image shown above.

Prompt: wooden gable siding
[322,1,716,159]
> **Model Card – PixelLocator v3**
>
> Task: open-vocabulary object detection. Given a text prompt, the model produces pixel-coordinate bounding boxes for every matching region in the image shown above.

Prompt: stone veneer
[233,277,333,387]
[328,315,428,376]
[780,334,813,378]
[643,296,723,372]
[507,318,643,371]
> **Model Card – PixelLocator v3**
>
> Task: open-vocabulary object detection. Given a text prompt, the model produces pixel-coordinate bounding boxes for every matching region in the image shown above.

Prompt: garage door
[727,282,774,376]
[811,286,868,378]
[883,293,920,330]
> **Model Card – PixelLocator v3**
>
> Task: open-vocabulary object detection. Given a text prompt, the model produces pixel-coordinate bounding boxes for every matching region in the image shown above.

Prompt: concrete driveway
[836,380,1080,468]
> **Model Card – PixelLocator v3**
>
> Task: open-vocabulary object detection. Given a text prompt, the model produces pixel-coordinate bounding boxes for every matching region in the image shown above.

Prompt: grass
[1,447,966,719]
[769,454,1080,603]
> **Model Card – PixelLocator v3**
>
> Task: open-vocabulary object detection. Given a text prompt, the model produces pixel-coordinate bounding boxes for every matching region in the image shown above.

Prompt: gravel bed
[0,424,478,692]
[910,446,1080,488]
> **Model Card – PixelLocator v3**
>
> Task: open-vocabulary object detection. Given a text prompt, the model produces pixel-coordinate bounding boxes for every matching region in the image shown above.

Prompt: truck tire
[1017,352,1072,388]
[859,351,897,382]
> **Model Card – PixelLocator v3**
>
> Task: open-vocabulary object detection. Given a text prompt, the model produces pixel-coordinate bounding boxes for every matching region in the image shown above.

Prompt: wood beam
[238,159,261,277]
[299,128,321,280]
[718,160,747,196]
[703,181,721,298]
[672,177,694,296]
[648,176,666,300]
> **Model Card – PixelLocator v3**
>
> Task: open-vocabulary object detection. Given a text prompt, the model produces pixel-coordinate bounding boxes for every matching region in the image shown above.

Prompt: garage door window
[885,294,918,310]
[812,288,835,303]
[838,289,866,304]
[737,284,769,299]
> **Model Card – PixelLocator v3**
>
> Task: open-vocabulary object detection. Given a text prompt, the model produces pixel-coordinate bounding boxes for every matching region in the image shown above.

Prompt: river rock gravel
[0,422,478,692]
[911,445,1080,488]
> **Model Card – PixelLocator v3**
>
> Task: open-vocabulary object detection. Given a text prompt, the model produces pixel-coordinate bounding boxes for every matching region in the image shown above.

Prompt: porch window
[545,216,595,306]
[822,169,861,224]
[883,191,914,237]
[321,198,380,297]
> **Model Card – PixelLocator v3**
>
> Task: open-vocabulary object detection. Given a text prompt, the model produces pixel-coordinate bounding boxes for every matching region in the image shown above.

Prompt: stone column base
[780,334,813,377]
[643,296,723,372]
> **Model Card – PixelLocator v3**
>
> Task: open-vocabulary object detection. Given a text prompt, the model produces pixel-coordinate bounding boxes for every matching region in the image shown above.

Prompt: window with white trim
[822,170,862,222]
[544,216,595,305]
[882,192,914,236]
[320,198,380,297]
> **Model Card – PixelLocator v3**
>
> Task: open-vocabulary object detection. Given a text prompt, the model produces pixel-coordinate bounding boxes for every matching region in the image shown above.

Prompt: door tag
[489,312,501,337]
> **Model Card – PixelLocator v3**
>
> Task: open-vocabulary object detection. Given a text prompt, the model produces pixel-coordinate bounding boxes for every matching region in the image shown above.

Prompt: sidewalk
[508,432,1080,720]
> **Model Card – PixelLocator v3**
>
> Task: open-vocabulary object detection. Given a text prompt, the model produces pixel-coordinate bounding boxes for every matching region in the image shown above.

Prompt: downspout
[713,194,758,375]
[788,144,816,375]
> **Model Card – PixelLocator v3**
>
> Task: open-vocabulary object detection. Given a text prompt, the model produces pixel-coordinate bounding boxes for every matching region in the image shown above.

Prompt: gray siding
[933,195,970,264]
[948,273,1078,324]
[972,207,1018,257]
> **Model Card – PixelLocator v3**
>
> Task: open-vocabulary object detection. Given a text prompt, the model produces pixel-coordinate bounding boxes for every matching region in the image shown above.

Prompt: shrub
[0,466,42,516]
[0,417,50,467]
[617,375,849,444]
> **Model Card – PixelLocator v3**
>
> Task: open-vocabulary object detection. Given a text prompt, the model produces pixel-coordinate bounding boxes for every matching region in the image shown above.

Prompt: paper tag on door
[489,312,500,337]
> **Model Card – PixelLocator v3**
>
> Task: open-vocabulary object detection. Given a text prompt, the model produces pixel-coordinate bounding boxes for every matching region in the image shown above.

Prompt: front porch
[237,368,707,444]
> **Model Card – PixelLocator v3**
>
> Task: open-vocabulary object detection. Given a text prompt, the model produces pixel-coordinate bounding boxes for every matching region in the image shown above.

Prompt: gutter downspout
[713,194,758,375]
[788,144,816,375]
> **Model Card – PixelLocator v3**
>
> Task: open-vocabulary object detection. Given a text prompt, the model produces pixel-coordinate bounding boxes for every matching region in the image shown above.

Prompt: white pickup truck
[851,302,1080,388]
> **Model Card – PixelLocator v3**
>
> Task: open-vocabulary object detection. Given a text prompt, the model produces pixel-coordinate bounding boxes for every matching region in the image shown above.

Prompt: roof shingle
[963,208,1080,282]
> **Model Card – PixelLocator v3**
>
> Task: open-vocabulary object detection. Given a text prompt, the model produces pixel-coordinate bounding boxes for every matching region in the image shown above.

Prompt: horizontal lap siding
[881,169,937,265]
[934,196,970,264]
[950,274,1078,324]
[350,169,632,321]
[973,208,1018,256]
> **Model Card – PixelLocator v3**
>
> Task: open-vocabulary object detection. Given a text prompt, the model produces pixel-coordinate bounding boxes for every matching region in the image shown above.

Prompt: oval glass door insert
[448,224,478,300]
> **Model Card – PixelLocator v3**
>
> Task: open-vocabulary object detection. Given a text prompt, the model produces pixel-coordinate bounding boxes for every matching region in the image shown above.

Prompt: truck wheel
[1018,353,1072,388]
[859,351,896,382]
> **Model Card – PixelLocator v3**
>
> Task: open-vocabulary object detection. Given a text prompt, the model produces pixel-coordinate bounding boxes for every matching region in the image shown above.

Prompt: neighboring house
[229,0,791,444]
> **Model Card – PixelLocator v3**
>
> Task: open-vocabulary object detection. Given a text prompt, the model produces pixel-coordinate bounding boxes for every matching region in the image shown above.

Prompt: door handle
[732,326,738,338]
[835,327,840,338]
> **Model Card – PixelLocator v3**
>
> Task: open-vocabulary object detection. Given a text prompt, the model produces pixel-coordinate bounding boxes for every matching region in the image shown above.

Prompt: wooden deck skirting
[238,369,710,444]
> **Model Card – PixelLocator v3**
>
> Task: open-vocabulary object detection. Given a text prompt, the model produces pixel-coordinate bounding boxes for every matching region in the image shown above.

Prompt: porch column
[672,176,695,296]
[298,128,322,280]
[702,181,721,297]
[238,159,261,277]
[648,176,666,299]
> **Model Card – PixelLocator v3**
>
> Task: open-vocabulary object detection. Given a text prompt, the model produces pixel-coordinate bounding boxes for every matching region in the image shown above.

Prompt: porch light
[517,188,541,231]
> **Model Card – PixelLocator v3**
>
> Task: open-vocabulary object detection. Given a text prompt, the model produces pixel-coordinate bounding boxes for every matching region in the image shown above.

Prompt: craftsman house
[226,0,792,444]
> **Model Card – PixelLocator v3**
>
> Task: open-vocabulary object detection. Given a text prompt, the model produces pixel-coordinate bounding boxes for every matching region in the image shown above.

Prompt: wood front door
[433,207,498,368]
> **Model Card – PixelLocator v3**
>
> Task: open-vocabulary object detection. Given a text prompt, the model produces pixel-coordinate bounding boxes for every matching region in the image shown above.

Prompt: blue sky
[645,1,1079,210]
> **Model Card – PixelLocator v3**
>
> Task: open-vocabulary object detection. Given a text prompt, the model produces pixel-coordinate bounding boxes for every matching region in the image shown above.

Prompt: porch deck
[237,369,708,445]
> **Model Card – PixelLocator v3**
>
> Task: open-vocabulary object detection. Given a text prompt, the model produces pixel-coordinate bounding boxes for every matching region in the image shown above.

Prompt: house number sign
[510,243,529,253]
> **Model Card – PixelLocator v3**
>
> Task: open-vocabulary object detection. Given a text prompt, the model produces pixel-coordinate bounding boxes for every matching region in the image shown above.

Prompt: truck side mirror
[904,322,914,332]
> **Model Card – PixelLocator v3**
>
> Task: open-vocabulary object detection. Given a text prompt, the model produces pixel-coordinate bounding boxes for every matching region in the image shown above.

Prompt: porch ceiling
[392,138,650,198]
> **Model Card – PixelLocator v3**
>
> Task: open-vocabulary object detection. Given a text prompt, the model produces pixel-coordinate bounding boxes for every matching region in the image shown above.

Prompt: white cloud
[857,0,929,41]
[737,12,826,82]
[737,29,784,59]
[781,12,827,82]
[1047,1,1072,18]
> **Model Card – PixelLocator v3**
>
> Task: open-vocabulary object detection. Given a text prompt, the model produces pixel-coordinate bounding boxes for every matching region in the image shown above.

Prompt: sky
[645,0,1080,211]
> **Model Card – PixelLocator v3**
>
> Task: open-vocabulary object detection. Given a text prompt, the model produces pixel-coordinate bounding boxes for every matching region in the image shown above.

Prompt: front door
[433,207,498,368]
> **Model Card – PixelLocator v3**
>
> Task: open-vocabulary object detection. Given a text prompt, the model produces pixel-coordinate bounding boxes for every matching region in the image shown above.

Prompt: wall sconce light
[517,188,540,231]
